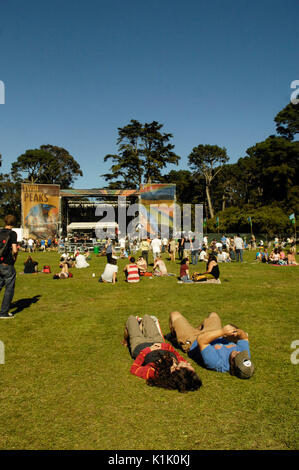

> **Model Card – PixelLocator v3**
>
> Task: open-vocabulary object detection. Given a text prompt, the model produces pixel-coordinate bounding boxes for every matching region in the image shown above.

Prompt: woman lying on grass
[123,315,202,393]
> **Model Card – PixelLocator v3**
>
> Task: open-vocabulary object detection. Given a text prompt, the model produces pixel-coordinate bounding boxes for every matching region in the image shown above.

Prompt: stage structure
[21,183,60,239]
[21,184,177,239]
[139,183,176,238]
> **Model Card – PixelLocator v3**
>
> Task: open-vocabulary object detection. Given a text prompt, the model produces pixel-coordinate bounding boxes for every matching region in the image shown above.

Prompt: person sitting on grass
[169,311,254,379]
[178,258,193,283]
[153,256,168,276]
[75,251,90,269]
[136,256,153,277]
[269,248,280,264]
[23,256,39,274]
[260,249,269,264]
[123,257,140,283]
[53,261,73,279]
[99,256,118,284]
[191,253,220,283]
[123,315,202,393]
[287,248,298,265]
[136,256,148,274]
[199,248,208,262]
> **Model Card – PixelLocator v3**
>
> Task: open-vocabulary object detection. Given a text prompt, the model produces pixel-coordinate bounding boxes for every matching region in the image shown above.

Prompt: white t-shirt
[101,263,118,282]
[75,254,90,268]
[151,238,162,253]
[234,237,244,250]
[200,250,207,260]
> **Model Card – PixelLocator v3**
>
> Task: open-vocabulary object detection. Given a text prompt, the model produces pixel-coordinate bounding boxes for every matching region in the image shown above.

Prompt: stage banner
[139,183,176,237]
[21,183,60,239]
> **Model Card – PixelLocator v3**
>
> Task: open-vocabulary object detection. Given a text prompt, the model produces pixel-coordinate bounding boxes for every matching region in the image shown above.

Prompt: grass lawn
[0,249,298,450]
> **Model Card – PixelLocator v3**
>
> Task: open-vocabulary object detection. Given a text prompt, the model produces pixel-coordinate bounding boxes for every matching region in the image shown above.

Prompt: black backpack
[0,229,12,263]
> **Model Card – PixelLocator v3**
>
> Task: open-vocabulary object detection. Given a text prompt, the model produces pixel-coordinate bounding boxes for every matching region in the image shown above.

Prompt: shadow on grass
[10,295,42,316]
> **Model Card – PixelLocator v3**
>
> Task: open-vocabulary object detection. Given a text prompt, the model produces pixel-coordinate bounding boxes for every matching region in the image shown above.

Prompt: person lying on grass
[53,261,73,279]
[169,311,254,379]
[123,315,202,393]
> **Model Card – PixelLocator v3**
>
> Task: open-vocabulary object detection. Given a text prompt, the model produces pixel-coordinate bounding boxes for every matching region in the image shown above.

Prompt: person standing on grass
[234,234,244,262]
[0,215,18,318]
[123,315,202,392]
[169,311,254,379]
[151,236,162,261]
[140,238,150,264]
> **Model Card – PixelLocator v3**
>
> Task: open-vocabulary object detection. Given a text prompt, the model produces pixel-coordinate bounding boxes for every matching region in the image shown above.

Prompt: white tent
[67,222,118,231]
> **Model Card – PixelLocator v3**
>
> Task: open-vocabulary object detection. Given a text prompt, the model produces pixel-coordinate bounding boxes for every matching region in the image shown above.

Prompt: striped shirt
[127,264,140,283]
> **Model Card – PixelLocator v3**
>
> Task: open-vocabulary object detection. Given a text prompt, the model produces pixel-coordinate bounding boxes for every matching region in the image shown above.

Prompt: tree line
[0,100,298,236]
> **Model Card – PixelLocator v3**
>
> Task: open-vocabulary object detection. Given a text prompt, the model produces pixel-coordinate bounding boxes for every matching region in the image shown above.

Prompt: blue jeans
[181,275,193,283]
[191,250,199,265]
[236,249,243,262]
[0,264,16,315]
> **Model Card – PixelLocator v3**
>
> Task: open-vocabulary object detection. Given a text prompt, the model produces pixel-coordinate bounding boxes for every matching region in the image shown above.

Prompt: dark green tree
[188,144,229,219]
[102,119,180,188]
[274,101,299,141]
[11,145,83,188]
[246,136,299,206]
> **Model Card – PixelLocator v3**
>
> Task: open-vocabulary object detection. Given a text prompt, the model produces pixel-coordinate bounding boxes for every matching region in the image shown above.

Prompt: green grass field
[0,249,298,450]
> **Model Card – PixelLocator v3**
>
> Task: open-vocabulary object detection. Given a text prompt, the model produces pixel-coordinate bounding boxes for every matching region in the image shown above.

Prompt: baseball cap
[234,350,254,379]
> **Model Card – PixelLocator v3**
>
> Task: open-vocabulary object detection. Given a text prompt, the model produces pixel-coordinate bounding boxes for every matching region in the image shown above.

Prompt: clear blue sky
[0,0,298,188]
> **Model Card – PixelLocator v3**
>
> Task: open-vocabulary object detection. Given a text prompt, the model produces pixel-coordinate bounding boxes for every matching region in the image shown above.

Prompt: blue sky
[0,0,298,188]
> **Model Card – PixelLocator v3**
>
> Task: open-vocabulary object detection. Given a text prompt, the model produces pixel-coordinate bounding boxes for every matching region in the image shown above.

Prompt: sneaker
[0,313,13,318]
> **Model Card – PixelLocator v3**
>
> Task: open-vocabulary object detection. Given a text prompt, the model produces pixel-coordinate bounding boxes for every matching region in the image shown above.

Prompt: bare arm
[197,325,238,351]
[12,243,18,262]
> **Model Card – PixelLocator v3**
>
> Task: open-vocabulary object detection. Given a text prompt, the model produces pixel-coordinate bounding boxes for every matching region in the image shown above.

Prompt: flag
[203,218,207,227]
[216,216,219,227]
[289,213,296,224]
[247,216,252,225]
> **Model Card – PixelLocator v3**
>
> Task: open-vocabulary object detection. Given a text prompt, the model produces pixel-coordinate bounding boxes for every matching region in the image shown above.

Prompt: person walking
[0,215,18,318]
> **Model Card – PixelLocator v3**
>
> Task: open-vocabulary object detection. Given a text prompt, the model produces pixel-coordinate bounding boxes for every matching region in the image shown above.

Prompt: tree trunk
[206,185,214,219]
[222,193,226,212]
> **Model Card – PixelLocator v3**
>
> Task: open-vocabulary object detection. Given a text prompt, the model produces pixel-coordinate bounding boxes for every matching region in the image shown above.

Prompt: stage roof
[60,188,139,197]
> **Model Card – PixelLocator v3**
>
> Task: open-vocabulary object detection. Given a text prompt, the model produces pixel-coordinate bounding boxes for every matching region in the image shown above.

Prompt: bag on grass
[42,265,51,273]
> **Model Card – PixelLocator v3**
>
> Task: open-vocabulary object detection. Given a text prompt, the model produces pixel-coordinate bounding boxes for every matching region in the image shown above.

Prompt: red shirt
[130,343,187,380]
[180,264,188,278]
[127,263,140,283]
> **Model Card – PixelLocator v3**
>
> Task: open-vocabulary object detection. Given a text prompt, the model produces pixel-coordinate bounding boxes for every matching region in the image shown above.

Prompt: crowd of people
[0,214,297,394]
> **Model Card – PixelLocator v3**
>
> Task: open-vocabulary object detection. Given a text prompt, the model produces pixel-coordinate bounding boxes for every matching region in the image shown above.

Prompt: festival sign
[21,183,60,239]
[139,183,176,237]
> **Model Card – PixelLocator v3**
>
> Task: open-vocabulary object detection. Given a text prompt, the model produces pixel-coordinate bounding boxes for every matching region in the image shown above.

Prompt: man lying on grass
[169,311,254,379]
[123,315,202,393]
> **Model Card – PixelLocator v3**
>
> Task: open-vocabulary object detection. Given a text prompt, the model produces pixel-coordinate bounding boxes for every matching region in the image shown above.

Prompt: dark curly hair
[146,354,202,393]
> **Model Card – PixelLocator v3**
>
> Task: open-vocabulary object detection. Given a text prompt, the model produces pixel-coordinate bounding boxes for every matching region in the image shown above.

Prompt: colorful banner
[21,183,60,239]
[139,184,176,237]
